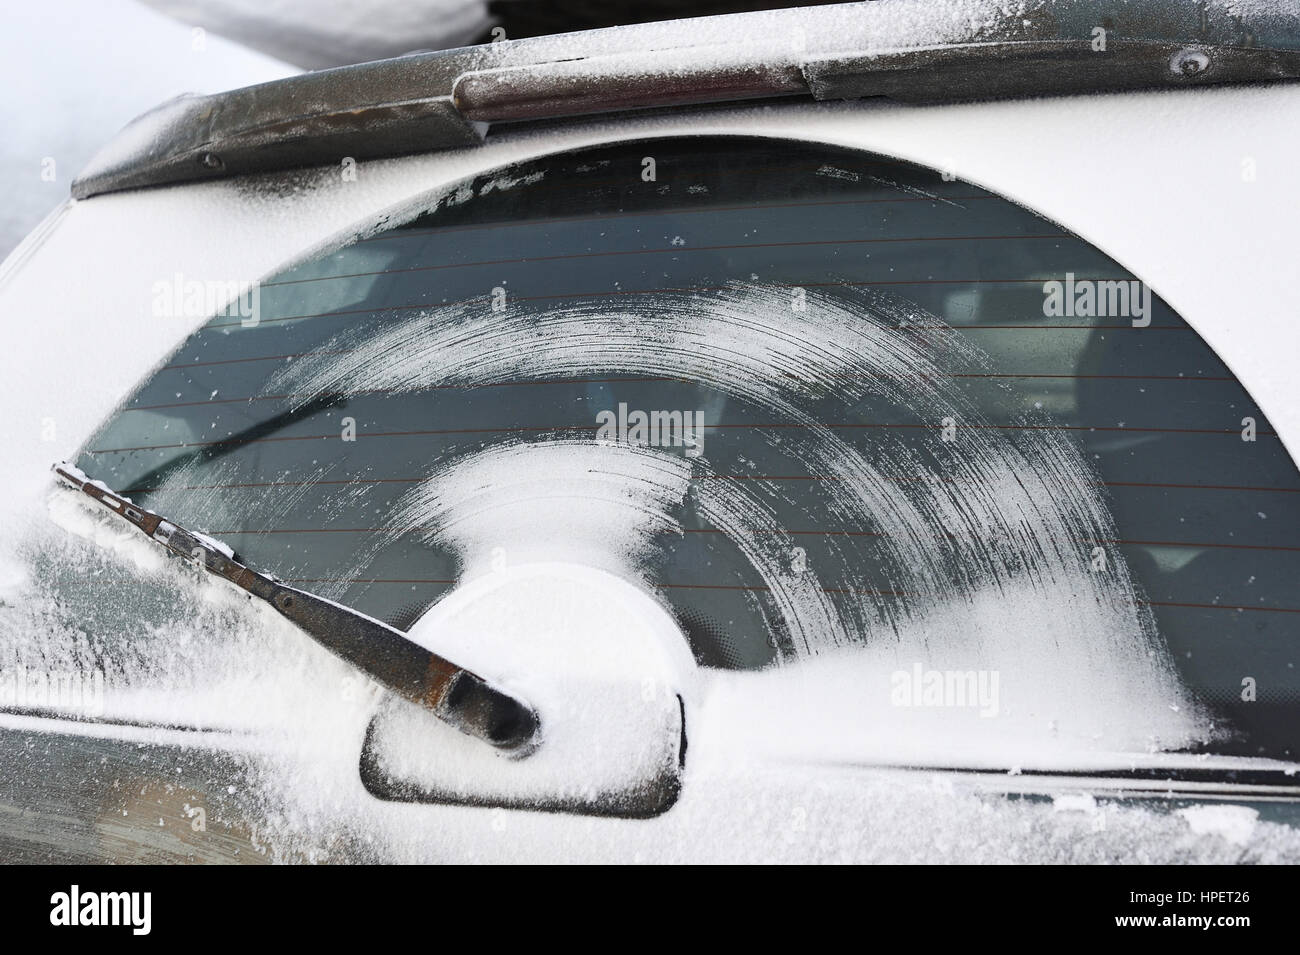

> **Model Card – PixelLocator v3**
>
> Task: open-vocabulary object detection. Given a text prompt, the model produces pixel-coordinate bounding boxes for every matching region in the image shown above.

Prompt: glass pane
[77,136,1300,760]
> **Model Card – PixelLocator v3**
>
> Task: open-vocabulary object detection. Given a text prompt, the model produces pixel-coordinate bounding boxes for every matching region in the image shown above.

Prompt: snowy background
[0,0,514,260]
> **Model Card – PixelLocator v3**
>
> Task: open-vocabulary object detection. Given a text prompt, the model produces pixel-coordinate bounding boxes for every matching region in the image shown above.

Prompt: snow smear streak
[376,441,690,583]
[1,280,1245,860]
[275,283,1209,754]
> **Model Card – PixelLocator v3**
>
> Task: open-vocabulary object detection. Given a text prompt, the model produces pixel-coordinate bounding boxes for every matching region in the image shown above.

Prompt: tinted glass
[79,137,1300,758]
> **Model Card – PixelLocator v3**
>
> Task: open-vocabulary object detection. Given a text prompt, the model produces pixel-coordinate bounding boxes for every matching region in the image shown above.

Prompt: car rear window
[78,136,1300,759]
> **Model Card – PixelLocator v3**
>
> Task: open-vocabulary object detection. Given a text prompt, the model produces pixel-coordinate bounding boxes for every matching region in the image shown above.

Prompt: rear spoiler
[72,0,1300,199]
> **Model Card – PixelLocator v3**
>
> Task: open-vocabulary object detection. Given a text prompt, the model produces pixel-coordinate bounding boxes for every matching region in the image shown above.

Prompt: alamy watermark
[890,663,1000,717]
[152,273,261,326]
[50,885,151,935]
[595,403,705,457]
[0,666,105,718]
[1042,272,1151,327]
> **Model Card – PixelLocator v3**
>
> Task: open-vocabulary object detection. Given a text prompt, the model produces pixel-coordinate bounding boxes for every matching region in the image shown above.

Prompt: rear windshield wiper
[51,462,540,755]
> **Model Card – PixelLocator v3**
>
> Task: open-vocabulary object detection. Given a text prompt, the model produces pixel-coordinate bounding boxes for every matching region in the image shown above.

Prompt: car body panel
[2,85,1299,862]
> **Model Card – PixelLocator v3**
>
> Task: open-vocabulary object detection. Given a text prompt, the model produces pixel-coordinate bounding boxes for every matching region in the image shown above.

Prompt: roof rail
[72,0,1300,199]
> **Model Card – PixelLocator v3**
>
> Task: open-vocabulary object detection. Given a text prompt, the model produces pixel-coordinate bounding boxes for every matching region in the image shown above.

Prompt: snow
[2,49,1299,859]
[7,497,365,737]
[53,462,89,485]
[4,430,1296,862]
[10,513,1274,864]
[367,562,694,814]
[378,440,691,585]
[188,529,236,560]
[1176,805,1259,846]
[276,282,1209,756]
[46,490,167,576]
[7,79,1297,492]
[1052,793,1099,814]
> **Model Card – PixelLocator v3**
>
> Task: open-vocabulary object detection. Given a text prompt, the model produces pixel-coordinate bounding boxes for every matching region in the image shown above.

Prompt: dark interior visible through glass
[79,137,1300,759]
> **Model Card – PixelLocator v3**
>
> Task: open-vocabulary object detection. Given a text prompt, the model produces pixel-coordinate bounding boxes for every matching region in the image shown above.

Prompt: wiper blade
[51,462,541,756]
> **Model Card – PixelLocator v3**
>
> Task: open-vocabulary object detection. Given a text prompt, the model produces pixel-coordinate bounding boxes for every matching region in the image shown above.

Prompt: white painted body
[2,86,1299,862]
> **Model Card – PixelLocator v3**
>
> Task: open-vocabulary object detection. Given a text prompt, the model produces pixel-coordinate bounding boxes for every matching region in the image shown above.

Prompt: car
[1,0,1299,864]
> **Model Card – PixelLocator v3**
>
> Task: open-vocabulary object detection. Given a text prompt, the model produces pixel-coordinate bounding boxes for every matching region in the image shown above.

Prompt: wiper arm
[51,462,540,756]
